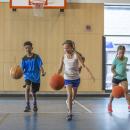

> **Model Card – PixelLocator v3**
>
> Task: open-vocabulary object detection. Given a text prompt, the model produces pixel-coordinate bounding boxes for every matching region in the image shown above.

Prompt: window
[104,5,130,90]
[104,5,130,35]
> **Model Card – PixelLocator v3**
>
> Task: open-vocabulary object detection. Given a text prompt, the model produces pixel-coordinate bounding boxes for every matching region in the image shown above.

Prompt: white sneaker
[72,100,75,105]
[66,100,68,105]
[66,100,75,105]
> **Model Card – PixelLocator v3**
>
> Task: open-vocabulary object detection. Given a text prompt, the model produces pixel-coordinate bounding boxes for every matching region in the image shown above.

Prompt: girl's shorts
[112,78,127,84]
[64,78,80,88]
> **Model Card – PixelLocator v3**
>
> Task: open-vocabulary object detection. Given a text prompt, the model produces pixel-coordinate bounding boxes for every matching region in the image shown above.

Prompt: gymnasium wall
[0,3,104,93]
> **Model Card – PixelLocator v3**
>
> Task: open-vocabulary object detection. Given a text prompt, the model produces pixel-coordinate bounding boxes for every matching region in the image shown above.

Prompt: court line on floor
[0,114,9,125]
[75,100,93,113]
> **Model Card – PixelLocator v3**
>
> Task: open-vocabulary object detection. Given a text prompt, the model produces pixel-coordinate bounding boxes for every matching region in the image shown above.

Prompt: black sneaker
[24,106,31,112]
[33,105,38,112]
[66,114,72,121]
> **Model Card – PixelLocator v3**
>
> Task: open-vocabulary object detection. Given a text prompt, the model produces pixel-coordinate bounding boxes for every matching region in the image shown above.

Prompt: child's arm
[75,50,85,62]
[40,65,46,76]
[75,50,85,73]
[85,65,95,81]
[57,56,64,74]
[111,65,116,77]
[76,53,95,81]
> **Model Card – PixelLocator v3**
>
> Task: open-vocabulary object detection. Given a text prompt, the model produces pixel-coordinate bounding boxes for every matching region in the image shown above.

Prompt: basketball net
[31,0,46,17]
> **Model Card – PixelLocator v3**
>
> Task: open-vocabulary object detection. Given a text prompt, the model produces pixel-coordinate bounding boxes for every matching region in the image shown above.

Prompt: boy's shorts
[64,78,80,88]
[25,79,40,93]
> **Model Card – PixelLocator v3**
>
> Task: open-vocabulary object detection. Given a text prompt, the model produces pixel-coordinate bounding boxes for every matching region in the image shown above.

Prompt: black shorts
[112,78,127,85]
[25,79,40,93]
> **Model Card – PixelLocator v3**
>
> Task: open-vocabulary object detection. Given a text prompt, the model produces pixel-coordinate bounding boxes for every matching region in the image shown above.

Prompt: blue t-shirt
[21,53,43,83]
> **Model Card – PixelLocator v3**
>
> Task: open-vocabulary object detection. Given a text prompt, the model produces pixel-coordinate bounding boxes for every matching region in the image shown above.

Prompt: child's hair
[117,45,125,51]
[116,45,125,58]
[24,41,33,47]
[62,40,74,48]
[63,40,85,62]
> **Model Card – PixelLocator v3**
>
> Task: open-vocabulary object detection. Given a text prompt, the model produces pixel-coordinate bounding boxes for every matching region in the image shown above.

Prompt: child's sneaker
[66,100,75,105]
[72,100,75,105]
[33,105,38,112]
[24,106,31,112]
[66,100,68,105]
[108,104,113,113]
[128,105,130,112]
[66,114,72,121]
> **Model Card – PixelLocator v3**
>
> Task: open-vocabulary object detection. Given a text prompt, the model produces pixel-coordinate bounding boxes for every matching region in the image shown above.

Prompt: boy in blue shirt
[21,41,45,112]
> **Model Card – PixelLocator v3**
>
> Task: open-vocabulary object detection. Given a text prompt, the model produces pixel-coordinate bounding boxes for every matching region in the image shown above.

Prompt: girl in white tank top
[57,40,95,121]
[64,53,80,80]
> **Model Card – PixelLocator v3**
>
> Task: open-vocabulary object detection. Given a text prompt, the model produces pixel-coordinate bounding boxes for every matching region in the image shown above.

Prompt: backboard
[10,0,67,9]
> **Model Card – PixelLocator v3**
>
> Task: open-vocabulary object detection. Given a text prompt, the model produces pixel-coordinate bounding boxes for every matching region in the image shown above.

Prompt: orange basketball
[10,65,23,79]
[49,74,64,90]
[112,86,124,98]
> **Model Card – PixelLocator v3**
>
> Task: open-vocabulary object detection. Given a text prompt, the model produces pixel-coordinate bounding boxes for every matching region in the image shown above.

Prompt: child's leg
[66,86,73,115]
[121,81,130,105]
[31,83,40,112]
[72,87,78,101]
[25,85,31,107]
[108,92,114,105]
[32,92,37,106]
[108,83,117,112]
[108,94,114,112]
[24,85,31,112]
[32,92,38,112]
[72,79,80,103]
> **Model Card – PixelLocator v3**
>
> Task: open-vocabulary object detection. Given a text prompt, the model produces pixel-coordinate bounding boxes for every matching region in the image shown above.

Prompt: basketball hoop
[30,0,46,17]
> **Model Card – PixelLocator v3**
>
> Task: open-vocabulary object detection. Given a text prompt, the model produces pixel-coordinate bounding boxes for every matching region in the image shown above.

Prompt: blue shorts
[64,79,80,88]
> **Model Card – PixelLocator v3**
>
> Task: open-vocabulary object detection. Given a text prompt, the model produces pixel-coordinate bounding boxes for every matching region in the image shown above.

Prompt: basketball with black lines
[10,65,23,79]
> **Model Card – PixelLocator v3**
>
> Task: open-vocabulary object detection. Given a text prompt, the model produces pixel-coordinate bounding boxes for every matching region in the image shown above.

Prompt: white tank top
[64,53,80,80]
